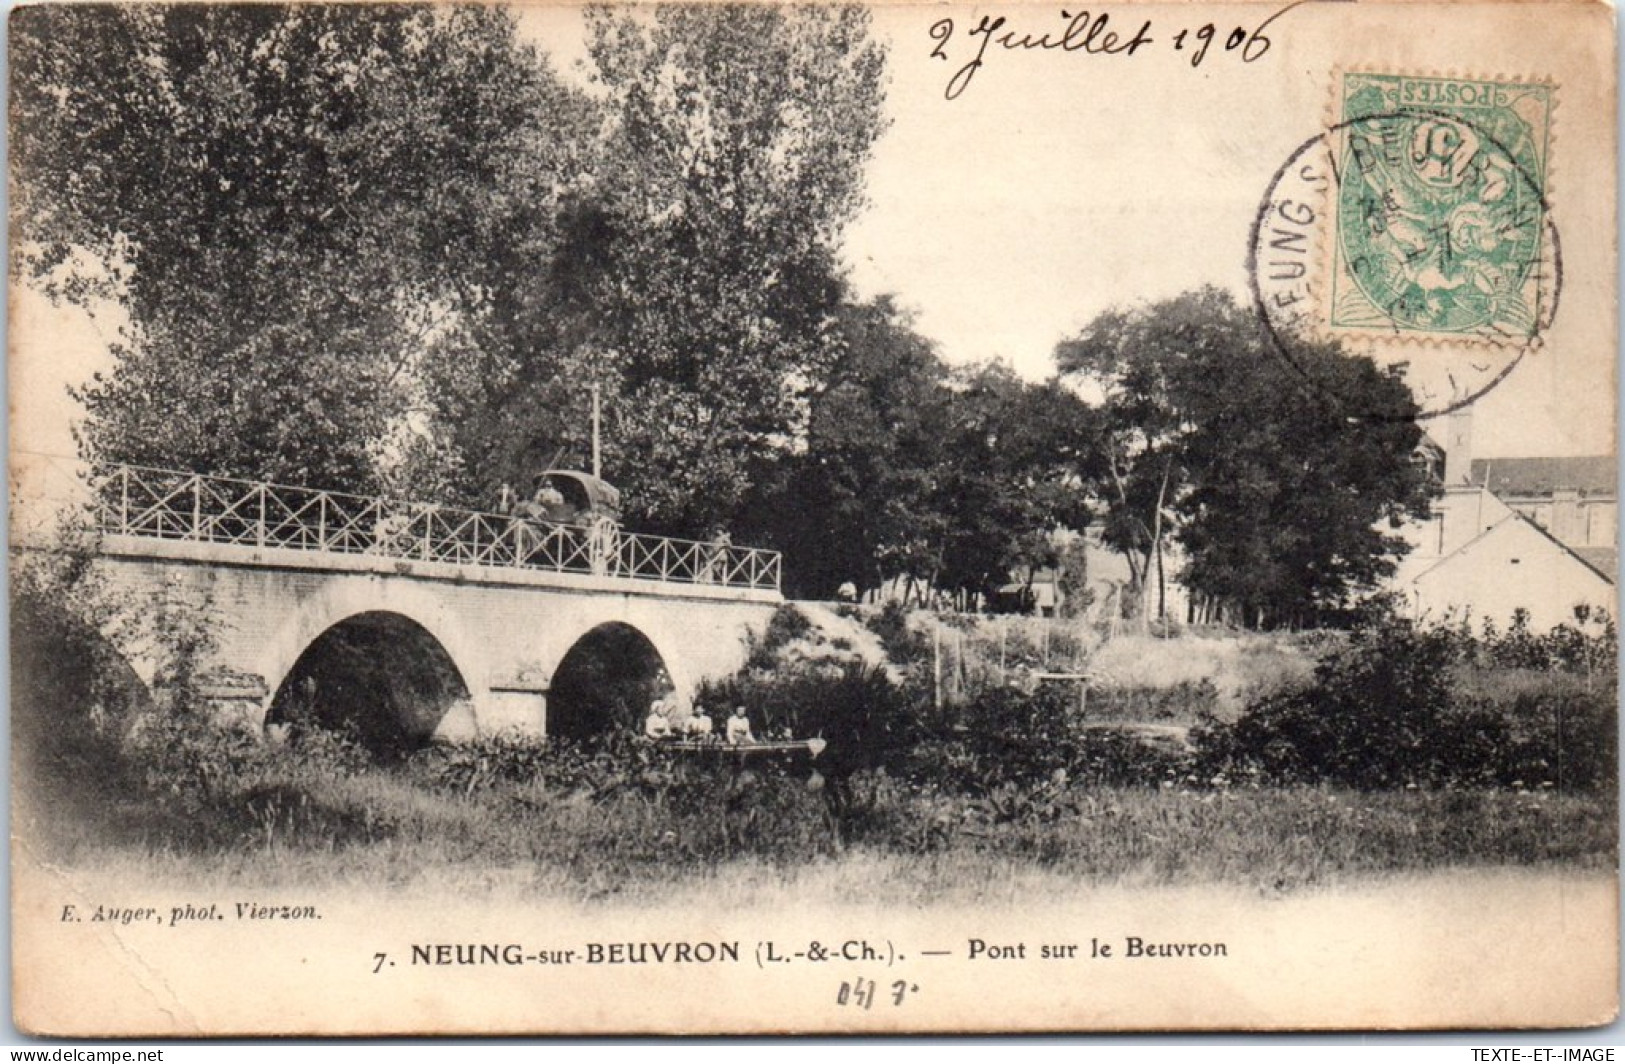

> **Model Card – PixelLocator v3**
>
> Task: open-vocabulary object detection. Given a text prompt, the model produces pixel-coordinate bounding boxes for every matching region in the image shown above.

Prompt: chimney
[1443,403,1474,486]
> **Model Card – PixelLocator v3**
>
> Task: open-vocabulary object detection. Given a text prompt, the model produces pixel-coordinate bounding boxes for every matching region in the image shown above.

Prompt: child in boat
[643,700,672,740]
[725,705,754,745]
[684,706,715,740]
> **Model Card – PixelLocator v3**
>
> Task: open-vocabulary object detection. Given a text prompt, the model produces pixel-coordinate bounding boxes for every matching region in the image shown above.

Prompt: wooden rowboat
[652,737,828,761]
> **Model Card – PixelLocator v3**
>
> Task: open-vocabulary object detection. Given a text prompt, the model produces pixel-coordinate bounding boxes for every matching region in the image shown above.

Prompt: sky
[461,2,1618,459]
[831,3,1619,461]
[11,3,1619,468]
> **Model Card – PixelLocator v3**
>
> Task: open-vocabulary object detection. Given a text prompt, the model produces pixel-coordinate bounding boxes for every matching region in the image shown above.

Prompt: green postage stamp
[1330,73,1555,344]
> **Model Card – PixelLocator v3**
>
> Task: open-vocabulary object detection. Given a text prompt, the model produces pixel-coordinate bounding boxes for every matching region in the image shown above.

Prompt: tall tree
[1057,288,1433,628]
[557,4,889,533]
[1055,289,1218,620]
[746,299,1098,603]
[929,364,1098,601]
[1174,332,1433,628]
[11,5,591,492]
[747,296,953,598]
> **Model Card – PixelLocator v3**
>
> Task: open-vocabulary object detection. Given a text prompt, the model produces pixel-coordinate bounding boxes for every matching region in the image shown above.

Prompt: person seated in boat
[643,700,672,741]
[725,705,754,746]
[683,706,715,740]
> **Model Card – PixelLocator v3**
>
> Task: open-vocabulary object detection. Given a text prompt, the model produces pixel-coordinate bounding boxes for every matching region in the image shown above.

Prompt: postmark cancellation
[1251,71,1560,417]
[1328,73,1556,346]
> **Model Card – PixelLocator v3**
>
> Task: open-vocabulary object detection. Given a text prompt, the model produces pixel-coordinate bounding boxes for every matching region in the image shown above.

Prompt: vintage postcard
[8,0,1617,1037]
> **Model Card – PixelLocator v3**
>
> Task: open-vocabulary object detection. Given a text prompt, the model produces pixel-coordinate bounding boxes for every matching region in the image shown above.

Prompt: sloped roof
[1517,511,1618,585]
[1571,546,1620,583]
[1468,456,1617,497]
[1405,508,1616,588]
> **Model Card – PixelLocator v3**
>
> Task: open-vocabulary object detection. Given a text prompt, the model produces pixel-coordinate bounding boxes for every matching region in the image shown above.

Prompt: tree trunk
[1156,535,1167,624]
[1149,456,1173,624]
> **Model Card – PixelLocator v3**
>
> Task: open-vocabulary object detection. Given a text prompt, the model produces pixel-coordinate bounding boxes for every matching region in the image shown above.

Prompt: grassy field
[854,606,1322,724]
[19,747,1615,907]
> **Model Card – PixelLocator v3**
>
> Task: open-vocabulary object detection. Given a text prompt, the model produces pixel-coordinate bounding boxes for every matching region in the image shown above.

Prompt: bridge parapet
[90,464,782,594]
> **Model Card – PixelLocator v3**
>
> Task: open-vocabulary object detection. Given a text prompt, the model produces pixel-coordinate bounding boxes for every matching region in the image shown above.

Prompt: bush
[11,538,242,836]
[1068,728,1192,788]
[1195,614,1619,791]
[1468,679,1617,792]
[11,580,148,833]
[955,683,1082,790]
[1195,618,1463,787]
[410,732,558,794]
[482,732,837,868]
[862,601,930,666]
[1457,606,1618,674]
[905,683,1193,808]
[743,603,817,670]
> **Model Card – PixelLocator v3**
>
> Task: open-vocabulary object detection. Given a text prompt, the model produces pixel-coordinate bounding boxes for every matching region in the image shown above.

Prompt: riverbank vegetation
[14,575,1615,902]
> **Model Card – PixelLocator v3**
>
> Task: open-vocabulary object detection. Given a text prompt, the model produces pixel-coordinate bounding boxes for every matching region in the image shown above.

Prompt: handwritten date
[929,5,1298,100]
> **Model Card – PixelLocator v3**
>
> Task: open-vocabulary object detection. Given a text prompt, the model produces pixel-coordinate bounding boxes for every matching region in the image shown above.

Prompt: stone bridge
[22,463,782,753]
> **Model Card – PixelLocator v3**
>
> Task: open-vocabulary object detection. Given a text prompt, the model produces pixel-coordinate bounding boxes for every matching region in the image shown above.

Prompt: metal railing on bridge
[90,464,781,593]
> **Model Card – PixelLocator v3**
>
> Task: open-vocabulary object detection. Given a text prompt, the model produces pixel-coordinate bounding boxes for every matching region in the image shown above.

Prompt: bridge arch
[526,597,692,724]
[256,578,491,753]
[546,622,673,740]
[266,611,473,758]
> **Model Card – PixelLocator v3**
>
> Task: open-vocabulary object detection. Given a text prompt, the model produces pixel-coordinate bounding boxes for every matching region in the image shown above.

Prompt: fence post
[192,475,202,540]
[933,622,942,711]
[257,484,266,548]
[318,494,328,552]
[119,467,129,533]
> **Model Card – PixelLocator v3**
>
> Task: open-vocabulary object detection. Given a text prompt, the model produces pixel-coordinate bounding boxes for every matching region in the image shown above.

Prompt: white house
[1391,406,1616,630]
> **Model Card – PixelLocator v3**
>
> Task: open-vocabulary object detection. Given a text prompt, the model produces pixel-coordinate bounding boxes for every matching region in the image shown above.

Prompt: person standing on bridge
[701,528,732,583]
[588,512,619,577]
[512,482,566,565]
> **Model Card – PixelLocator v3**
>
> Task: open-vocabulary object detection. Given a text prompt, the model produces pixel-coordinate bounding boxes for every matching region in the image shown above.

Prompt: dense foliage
[1057,288,1435,628]
[1195,611,1617,791]
[12,5,590,492]
[412,6,890,530]
[12,4,888,532]
[15,9,1440,613]
[745,298,1100,598]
